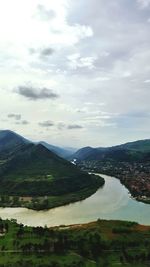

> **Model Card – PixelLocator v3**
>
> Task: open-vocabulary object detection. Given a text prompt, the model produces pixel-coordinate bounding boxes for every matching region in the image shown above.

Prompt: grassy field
[0,219,149,266]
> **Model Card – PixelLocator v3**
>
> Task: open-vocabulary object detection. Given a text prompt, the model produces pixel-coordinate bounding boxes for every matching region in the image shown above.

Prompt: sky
[0,0,150,148]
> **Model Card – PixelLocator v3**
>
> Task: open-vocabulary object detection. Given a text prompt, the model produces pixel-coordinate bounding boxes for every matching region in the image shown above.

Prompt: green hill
[0,143,102,196]
[70,139,150,162]
[0,130,104,209]
[114,139,150,152]
[0,130,29,159]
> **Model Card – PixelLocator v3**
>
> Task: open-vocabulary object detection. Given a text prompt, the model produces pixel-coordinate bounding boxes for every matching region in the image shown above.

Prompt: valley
[0,174,149,227]
[0,130,150,267]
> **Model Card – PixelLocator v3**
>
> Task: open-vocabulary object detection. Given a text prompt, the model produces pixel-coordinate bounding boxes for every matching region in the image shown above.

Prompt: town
[78,160,150,204]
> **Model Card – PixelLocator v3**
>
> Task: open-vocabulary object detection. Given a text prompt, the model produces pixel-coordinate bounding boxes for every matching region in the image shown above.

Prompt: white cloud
[0,0,93,46]
[68,53,97,70]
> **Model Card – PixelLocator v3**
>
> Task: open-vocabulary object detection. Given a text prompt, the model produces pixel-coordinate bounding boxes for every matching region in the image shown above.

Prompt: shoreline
[0,175,105,211]
[93,170,150,205]
[0,173,149,227]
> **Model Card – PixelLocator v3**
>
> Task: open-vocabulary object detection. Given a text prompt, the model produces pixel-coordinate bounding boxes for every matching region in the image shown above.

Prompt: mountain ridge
[0,130,29,154]
[40,141,77,159]
[70,139,150,161]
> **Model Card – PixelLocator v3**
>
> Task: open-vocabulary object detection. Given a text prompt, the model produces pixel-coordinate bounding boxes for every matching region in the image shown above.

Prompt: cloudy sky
[0,0,150,147]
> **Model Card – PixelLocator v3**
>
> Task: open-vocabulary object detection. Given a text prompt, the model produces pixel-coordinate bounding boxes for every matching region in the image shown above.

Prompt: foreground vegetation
[0,218,149,266]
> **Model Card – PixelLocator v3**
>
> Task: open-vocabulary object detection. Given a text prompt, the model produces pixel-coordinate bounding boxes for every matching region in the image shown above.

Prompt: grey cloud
[66,0,150,76]
[21,120,29,125]
[15,120,29,125]
[57,122,66,130]
[17,86,59,101]
[40,48,55,57]
[37,5,56,21]
[127,111,150,118]
[67,124,83,129]
[29,48,36,54]
[39,121,54,127]
[8,113,21,120]
[57,123,83,130]
[38,122,83,130]
[137,0,150,9]
[117,111,150,120]
[29,47,55,57]
[8,113,29,125]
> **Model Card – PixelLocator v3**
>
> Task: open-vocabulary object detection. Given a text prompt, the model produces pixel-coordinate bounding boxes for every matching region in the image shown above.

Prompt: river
[0,174,150,227]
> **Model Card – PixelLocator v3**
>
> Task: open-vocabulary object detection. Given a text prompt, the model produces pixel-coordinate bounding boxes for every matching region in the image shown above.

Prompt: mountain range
[70,139,150,162]
[39,141,77,159]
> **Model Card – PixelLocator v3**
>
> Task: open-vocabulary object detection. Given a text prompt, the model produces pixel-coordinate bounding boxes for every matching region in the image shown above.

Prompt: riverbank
[118,177,150,205]
[108,173,150,205]
[104,172,150,205]
[0,218,149,267]
[100,171,150,205]
[0,174,105,210]
[0,174,150,227]
[79,161,150,205]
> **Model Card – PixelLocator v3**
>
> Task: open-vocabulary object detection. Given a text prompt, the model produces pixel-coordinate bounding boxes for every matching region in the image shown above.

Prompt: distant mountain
[0,130,29,158]
[0,130,76,160]
[63,146,78,155]
[71,148,146,162]
[112,139,150,152]
[70,147,100,161]
[70,139,150,162]
[40,141,77,159]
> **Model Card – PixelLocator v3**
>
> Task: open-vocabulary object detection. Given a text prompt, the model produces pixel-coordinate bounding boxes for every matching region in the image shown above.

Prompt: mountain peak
[0,129,29,155]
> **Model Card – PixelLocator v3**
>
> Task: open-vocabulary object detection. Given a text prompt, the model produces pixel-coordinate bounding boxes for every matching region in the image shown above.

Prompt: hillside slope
[113,139,150,152]
[70,139,150,162]
[0,219,149,267]
[0,143,103,196]
[0,130,29,158]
